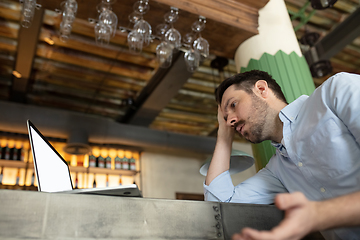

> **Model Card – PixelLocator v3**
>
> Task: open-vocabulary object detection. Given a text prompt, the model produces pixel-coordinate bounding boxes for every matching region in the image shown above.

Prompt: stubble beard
[239,94,269,144]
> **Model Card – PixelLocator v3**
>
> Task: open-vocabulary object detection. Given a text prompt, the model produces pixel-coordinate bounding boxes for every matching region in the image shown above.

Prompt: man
[204,70,360,240]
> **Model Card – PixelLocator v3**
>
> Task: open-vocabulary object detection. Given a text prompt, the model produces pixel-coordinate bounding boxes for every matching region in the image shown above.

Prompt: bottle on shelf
[105,156,112,169]
[97,155,105,168]
[89,154,96,167]
[19,143,25,161]
[70,155,77,167]
[8,139,15,160]
[76,155,84,167]
[114,155,121,169]
[74,172,78,189]
[122,153,129,170]
[0,138,3,159]
[15,168,20,186]
[12,141,21,161]
[92,147,100,167]
[0,166,3,185]
[93,174,97,188]
[30,170,35,186]
[0,138,7,160]
[116,149,125,169]
[130,153,136,171]
[119,175,122,186]
[4,144,10,160]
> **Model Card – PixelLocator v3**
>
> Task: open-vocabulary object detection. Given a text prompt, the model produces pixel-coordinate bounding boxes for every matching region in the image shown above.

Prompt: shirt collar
[279,95,308,123]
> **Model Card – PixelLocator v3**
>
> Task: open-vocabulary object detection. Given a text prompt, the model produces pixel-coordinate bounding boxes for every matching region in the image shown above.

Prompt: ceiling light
[310,0,337,10]
[310,60,332,78]
[63,129,91,155]
[44,37,54,45]
[199,150,254,176]
[300,32,320,47]
[12,70,22,78]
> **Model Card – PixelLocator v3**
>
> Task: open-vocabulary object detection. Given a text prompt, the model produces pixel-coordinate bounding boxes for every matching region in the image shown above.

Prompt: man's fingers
[240,224,301,240]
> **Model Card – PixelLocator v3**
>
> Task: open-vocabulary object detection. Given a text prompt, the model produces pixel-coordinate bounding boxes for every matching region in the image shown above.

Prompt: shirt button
[320,188,326,193]
[298,162,303,167]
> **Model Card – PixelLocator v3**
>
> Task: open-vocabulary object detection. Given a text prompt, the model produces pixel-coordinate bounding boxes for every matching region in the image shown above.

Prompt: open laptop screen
[27,120,73,192]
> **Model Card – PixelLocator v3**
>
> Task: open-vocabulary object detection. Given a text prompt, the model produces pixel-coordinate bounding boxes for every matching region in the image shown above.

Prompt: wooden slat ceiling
[0,0,359,142]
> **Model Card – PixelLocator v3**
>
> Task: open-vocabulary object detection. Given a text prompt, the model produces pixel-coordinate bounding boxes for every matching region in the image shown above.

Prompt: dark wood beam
[120,52,193,126]
[11,8,44,102]
[152,0,268,33]
[304,6,360,64]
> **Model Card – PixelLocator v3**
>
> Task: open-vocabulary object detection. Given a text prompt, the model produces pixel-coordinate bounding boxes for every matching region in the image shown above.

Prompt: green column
[240,50,315,171]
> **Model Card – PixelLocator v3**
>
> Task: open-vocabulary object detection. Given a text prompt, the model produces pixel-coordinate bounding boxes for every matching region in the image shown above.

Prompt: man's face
[220,85,269,143]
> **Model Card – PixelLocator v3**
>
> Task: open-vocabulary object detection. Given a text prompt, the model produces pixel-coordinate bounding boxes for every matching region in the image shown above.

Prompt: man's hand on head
[217,105,235,140]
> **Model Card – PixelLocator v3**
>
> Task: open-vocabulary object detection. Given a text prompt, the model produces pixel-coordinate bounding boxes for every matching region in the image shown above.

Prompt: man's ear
[254,80,269,98]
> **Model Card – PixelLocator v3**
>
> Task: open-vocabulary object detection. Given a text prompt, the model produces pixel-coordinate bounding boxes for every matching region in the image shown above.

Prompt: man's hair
[215,70,288,104]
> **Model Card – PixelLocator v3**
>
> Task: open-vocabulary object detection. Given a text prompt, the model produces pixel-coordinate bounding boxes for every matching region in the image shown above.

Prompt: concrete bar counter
[0,190,283,239]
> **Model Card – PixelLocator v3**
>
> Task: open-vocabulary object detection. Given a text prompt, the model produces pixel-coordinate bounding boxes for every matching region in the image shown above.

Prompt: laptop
[27,119,142,197]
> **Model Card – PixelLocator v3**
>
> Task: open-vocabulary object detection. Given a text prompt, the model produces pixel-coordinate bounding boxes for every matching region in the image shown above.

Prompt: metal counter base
[0,190,283,240]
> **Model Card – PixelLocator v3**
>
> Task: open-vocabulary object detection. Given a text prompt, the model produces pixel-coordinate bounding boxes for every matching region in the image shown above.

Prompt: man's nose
[227,115,237,127]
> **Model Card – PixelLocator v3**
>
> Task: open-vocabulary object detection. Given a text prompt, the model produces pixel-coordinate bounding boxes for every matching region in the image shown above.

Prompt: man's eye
[230,102,236,108]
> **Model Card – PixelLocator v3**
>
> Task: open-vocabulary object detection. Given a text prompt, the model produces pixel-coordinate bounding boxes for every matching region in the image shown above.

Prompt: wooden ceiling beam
[39,28,158,69]
[11,8,44,102]
[34,73,133,99]
[27,91,125,116]
[33,58,145,90]
[121,52,193,126]
[35,44,154,81]
[152,0,268,33]
[306,6,360,63]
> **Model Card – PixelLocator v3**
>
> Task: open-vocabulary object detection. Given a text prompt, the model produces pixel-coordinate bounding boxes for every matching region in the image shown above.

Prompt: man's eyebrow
[222,97,233,122]
[224,97,232,112]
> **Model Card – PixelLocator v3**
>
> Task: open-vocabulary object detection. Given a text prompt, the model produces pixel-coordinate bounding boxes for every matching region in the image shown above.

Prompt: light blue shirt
[204,72,360,240]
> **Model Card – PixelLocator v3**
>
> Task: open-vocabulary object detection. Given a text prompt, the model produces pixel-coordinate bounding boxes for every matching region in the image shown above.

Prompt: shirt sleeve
[204,161,288,204]
[322,72,360,146]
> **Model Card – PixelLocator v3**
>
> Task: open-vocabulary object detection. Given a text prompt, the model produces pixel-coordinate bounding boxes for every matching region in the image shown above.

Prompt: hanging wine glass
[58,0,77,42]
[97,2,117,37]
[182,32,195,49]
[60,21,72,42]
[164,7,179,24]
[127,30,143,53]
[64,0,77,13]
[101,0,117,4]
[191,16,210,60]
[156,41,173,68]
[184,48,200,72]
[165,28,181,50]
[128,11,142,24]
[133,0,149,15]
[193,36,209,59]
[99,9,118,37]
[155,22,171,66]
[164,7,181,51]
[126,0,151,52]
[95,22,112,45]
[133,19,152,46]
[191,16,206,33]
[20,0,37,28]
[156,23,170,37]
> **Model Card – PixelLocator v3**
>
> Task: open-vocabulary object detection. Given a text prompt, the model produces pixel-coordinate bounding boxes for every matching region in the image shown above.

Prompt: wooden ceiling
[0,0,359,142]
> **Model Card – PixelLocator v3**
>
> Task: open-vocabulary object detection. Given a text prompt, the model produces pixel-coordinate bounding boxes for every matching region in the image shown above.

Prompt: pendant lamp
[199,149,254,176]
